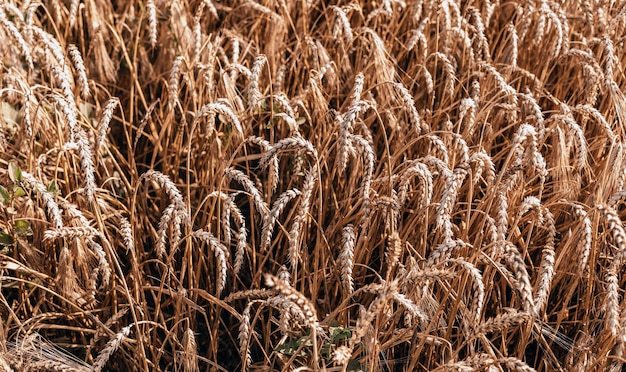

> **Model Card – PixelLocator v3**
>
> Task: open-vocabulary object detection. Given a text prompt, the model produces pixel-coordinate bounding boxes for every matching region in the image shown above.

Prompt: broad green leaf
[12,186,25,198]
[14,220,33,237]
[8,162,22,183]
[0,185,10,204]
[0,231,14,246]
[47,180,59,194]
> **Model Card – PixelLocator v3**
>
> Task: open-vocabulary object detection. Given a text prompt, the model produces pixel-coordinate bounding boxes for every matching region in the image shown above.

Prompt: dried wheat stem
[352,134,374,220]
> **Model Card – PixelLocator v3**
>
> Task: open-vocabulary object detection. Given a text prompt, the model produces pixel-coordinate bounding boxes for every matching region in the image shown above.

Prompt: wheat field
[0,0,625,371]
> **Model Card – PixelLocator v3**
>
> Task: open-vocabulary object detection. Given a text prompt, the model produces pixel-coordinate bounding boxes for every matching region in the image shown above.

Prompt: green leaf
[329,326,352,342]
[0,231,14,246]
[47,180,59,194]
[14,220,33,237]
[12,186,25,198]
[0,185,10,204]
[8,162,22,183]
[275,336,311,357]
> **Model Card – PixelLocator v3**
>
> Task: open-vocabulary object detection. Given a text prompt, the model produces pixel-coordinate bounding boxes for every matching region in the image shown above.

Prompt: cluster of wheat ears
[0,0,625,371]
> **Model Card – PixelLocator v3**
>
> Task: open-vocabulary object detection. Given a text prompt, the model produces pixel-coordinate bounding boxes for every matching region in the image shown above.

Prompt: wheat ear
[338,225,356,296]
[182,328,199,372]
[224,168,269,216]
[146,0,157,46]
[68,44,90,99]
[264,274,318,328]
[92,326,132,372]
[261,188,301,252]
[288,167,318,269]
[193,229,229,297]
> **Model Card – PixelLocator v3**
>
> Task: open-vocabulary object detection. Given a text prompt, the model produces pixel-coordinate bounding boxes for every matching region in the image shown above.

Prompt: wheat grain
[427,52,456,99]
[195,102,243,137]
[598,204,626,271]
[498,357,537,372]
[245,136,279,193]
[44,226,99,240]
[393,82,424,133]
